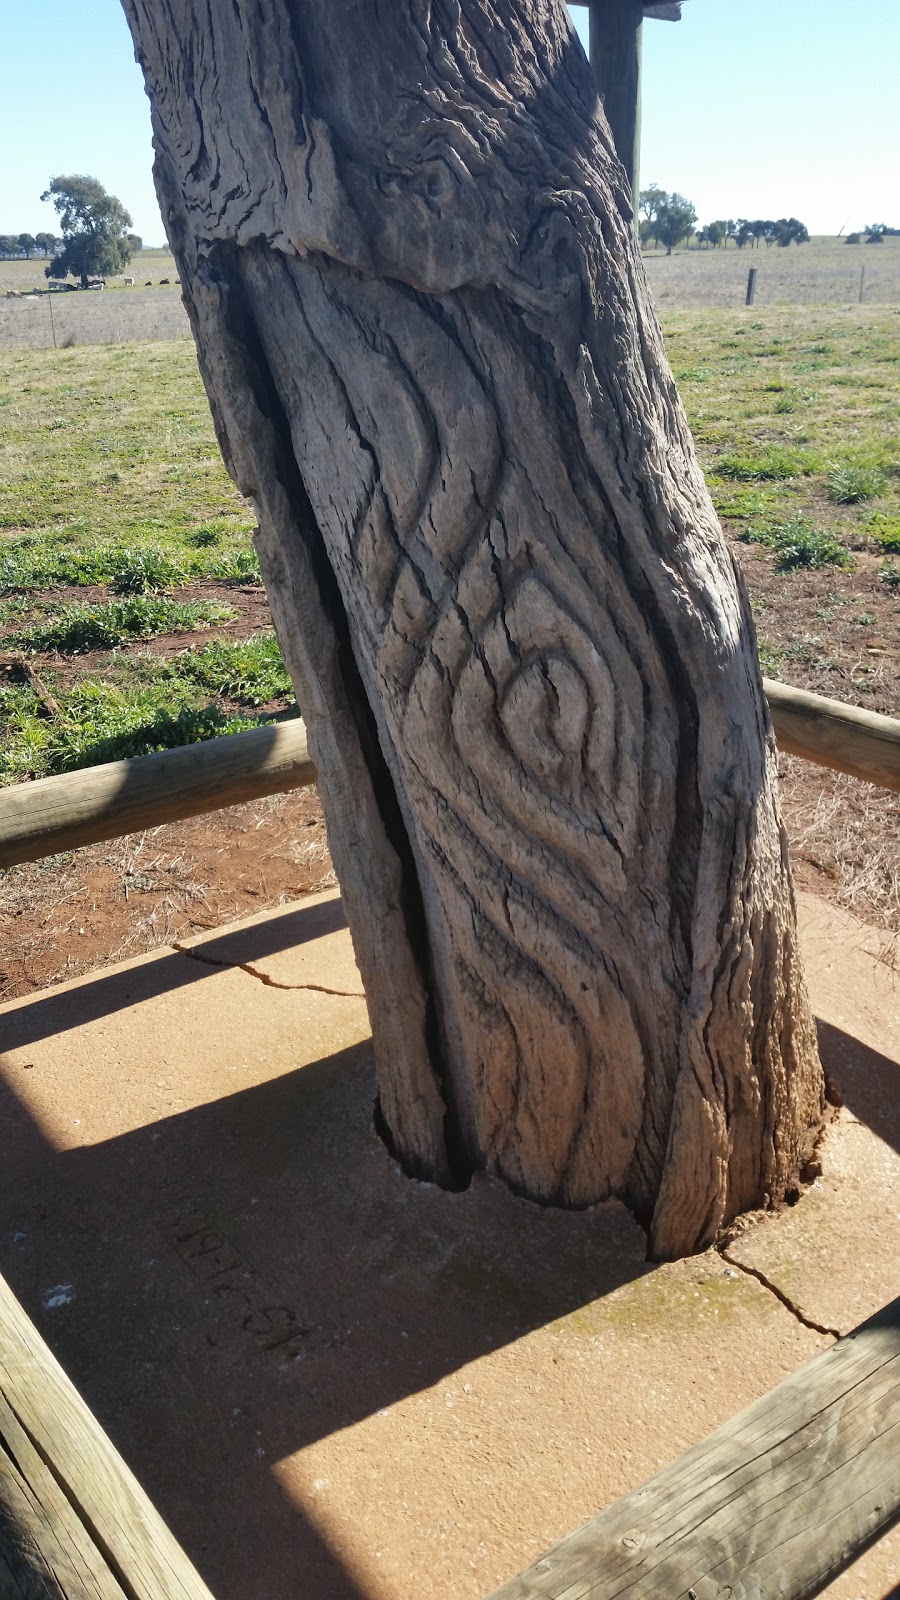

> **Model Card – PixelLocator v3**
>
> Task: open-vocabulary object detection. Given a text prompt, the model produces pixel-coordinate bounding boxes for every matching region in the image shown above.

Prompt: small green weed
[186,525,222,548]
[757,640,782,675]
[110,547,187,594]
[866,515,900,552]
[880,560,900,589]
[827,463,885,504]
[3,596,234,654]
[716,447,814,482]
[770,519,852,572]
[0,676,266,782]
[174,634,291,705]
[208,547,261,584]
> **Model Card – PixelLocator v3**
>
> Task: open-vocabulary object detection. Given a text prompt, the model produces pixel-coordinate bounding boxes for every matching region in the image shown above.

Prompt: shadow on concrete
[817,1018,900,1156]
[1,895,349,1052]
[0,932,650,1600]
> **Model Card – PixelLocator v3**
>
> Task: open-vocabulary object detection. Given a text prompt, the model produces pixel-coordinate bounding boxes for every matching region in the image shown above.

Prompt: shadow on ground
[0,897,651,1600]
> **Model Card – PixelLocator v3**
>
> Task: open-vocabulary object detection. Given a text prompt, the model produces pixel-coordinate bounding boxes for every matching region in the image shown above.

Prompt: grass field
[645,235,900,308]
[1,269,898,961]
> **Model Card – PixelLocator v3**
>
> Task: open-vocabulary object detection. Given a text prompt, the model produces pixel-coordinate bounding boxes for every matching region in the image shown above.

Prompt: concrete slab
[728,892,900,1337]
[173,888,365,998]
[0,887,897,1600]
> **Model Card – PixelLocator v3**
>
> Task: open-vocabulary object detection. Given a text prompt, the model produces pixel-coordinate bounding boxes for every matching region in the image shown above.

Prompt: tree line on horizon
[639,188,897,257]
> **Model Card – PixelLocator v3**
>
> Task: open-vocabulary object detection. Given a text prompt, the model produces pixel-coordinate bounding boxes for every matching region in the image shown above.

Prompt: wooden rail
[488,1294,900,1600]
[0,718,315,869]
[0,1271,215,1598]
[0,684,897,873]
[763,678,900,792]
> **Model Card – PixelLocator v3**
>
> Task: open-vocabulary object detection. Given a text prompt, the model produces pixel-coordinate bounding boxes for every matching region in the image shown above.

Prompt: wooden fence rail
[0,1271,215,1598]
[0,684,897,872]
[0,718,314,869]
[763,677,900,793]
[488,1294,900,1600]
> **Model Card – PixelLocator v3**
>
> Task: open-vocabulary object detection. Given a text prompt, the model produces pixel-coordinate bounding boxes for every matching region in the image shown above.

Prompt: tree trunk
[120,0,824,1258]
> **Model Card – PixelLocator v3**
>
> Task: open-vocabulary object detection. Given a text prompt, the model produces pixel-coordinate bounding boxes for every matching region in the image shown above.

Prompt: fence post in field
[859,264,866,304]
[746,267,757,306]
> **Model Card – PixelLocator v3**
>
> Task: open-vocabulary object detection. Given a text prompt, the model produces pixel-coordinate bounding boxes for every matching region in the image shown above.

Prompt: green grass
[827,463,886,504]
[715,446,818,482]
[2,595,234,653]
[664,306,900,550]
[174,634,291,705]
[0,676,266,783]
[740,516,853,571]
[0,342,253,552]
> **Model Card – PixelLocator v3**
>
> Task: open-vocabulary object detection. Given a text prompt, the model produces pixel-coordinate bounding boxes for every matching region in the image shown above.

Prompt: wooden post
[859,263,866,303]
[746,266,757,305]
[0,1272,215,1598]
[588,0,643,202]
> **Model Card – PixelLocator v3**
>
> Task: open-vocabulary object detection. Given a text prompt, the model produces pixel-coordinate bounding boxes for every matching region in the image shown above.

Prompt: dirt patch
[733,542,899,718]
[0,787,335,1005]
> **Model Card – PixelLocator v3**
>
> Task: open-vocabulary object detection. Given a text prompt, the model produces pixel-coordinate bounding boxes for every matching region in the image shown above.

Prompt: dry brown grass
[779,755,900,949]
[644,235,900,309]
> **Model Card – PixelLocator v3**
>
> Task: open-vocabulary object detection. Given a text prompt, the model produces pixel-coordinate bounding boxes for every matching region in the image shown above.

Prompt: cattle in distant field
[6,290,23,299]
[145,280,152,286]
[123,276,134,286]
[159,277,170,284]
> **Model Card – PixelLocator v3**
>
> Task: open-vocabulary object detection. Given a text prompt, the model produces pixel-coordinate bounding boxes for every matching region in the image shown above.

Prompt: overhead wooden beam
[487,1294,900,1599]
[0,1271,215,1598]
[0,717,315,869]
[587,0,644,200]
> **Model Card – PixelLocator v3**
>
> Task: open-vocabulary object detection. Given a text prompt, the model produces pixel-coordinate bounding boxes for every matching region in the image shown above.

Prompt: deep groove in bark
[211,243,471,1189]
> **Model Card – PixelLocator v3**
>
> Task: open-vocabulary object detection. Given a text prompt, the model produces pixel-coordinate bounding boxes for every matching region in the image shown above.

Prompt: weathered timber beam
[0,686,896,875]
[0,718,315,869]
[587,0,643,199]
[0,1271,215,1598]
[763,677,900,792]
[487,1294,900,1599]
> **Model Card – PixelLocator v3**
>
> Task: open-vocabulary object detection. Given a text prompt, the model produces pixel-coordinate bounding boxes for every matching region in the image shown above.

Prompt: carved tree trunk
[121,0,824,1258]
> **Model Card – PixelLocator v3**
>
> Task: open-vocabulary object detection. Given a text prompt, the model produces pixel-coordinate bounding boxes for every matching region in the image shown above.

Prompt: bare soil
[0,789,335,1005]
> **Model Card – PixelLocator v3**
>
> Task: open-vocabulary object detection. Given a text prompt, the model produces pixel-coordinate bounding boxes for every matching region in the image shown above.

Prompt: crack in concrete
[171,941,366,999]
[718,1243,840,1339]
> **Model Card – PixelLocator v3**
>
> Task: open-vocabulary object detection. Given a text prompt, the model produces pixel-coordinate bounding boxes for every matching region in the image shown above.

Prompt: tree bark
[120,0,824,1258]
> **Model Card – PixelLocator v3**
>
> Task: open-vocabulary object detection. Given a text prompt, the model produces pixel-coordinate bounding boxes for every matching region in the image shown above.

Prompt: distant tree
[653,192,697,255]
[34,231,58,257]
[126,232,143,254]
[638,184,667,249]
[864,223,886,243]
[735,220,755,249]
[40,174,134,288]
[724,219,737,247]
[17,232,36,258]
[773,217,809,247]
[752,220,774,248]
[845,233,862,245]
[697,220,725,249]
[0,235,19,258]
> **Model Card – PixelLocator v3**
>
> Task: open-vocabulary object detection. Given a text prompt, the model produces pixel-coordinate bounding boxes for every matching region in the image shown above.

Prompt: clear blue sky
[1,0,898,244]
